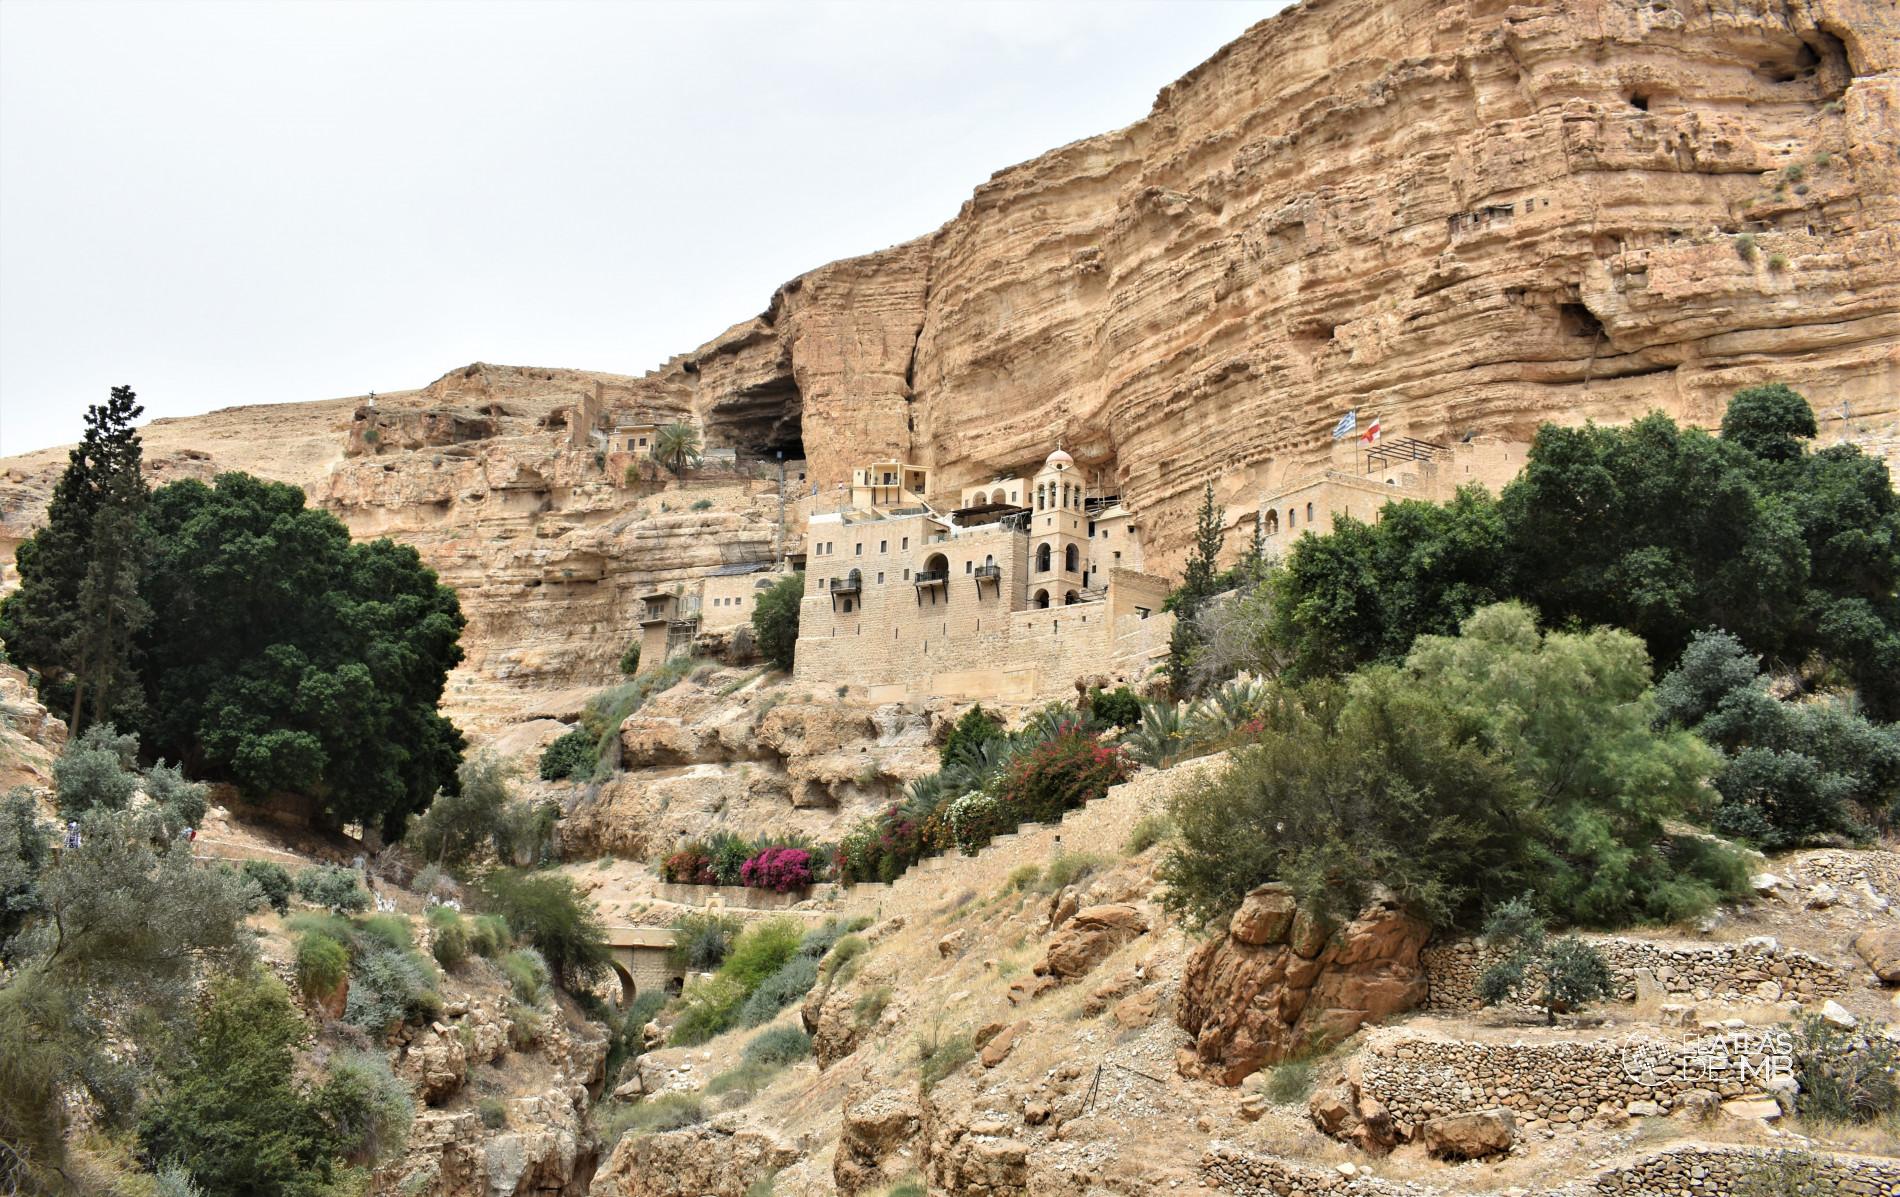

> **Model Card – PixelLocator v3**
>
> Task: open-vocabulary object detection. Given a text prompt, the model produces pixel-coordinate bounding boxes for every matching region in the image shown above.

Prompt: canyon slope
[5,0,1899,731]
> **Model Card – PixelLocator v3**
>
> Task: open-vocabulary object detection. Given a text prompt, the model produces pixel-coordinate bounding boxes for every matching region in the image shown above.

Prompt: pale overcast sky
[0,0,1277,456]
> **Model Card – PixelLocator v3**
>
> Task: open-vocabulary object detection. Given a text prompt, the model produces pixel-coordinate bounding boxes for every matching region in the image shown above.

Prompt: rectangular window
[965,561,973,573]
[901,537,909,550]
[903,569,910,580]
[855,543,863,556]
[876,572,884,583]
[879,540,887,553]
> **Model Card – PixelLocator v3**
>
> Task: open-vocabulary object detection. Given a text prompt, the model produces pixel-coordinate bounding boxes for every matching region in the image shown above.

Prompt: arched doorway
[1034,589,1050,609]
[1036,543,1052,572]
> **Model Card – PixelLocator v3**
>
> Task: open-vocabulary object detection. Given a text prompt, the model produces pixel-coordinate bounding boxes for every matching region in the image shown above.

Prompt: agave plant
[1190,675,1274,742]
[1122,699,1192,768]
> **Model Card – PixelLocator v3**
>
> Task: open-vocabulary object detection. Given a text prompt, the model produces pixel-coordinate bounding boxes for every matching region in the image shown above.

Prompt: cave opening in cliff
[1558,302,1604,341]
[705,373,805,465]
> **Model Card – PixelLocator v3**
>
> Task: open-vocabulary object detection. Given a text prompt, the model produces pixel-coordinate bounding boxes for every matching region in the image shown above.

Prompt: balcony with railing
[912,569,948,588]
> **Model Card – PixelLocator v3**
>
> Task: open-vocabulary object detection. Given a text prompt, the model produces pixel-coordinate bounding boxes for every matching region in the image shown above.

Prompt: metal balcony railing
[912,569,948,587]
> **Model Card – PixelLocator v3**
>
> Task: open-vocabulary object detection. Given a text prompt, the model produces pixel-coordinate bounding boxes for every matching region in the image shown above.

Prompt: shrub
[426,905,470,971]
[143,760,208,831]
[503,947,550,1004]
[412,863,457,901]
[720,919,805,991]
[706,833,753,886]
[52,723,140,817]
[1005,864,1042,893]
[1265,1059,1315,1104]
[1087,685,1143,729]
[1162,605,1743,931]
[691,499,713,511]
[1735,232,1759,259]
[1123,814,1172,856]
[295,929,350,1005]
[1038,851,1105,895]
[994,728,1131,824]
[295,865,370,914]
[821,934,869,981]
[751,573,805,671]
[242,859,294,914]
[355,912,413,954]
[618,642,641,675]
[478,869,608,989]
[478,1097,507,1129]
[797,919,846,959]
[345,942,441,1036]
[595,1092,704,1146]
[853,985,892,1028]
[940,792,1009,855]
[663,842,716,885]
[740,846,816,891]
[738,955,820,1027]
[670,975,748,1046]
[917,1029,974,1091]
[468,913,510,957]
[538,727,596,782]
[670,911,743,972]
[316,1049,415,1166]
[940,704,1007,769]
[1475,898,1613,1024]
[1789,1014,1897,1124]
[743,1025,813,1067]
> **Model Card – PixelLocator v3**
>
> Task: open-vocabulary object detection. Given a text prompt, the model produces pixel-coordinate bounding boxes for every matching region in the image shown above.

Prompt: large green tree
[136,473,466,836]
[0,385,151,731]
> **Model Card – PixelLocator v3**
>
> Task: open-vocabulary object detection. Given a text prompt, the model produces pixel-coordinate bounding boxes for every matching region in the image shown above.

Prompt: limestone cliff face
[640,0,1898,567]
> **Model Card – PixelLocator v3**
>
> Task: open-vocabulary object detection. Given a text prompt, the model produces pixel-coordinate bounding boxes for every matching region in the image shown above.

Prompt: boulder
[1820,999,1859,1029]
[979,1021,1025,1068]
[1307,1066,1397,1154]
[835,1086,921,1196]
[1228,884,1296,946]
[1853,926,1900,984]
[1034,904,1149,983]
[1178,894,1429,1085]
[1422,1109,1514,1160]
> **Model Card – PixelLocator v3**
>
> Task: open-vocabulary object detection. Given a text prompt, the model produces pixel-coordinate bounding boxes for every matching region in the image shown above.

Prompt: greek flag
[1331,410,1357,439]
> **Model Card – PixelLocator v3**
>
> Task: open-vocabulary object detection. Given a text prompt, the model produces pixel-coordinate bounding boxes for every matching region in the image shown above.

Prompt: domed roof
[1043,449,1075,471]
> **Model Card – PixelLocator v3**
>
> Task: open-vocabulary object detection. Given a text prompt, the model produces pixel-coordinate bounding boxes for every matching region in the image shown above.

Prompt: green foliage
[502,948,550,1004]
[478,868,608,989]
[314,1049,414,1167]
[0,386,151,733]
[1266,487,1508,682]
[1788,1014,1898,1124]
[538,727,596,781]
[594,1091,705,1146]
[0,807,256,1174]
[1123,814,1173,856]
[344,937,441,1037]
[52,722,140,817]
[718,918,805,992]
[1087,685,1143,729]
[0,790,53,950]
[618,641,641,675]
[650,423,704,476]
[742,1025,813,1067]
[992,729,1131,824]
[468,913,510,958]
[144,760,208,830]
[691,498,713,511]
[917,1029,974,1092]
[821,934,868,982]
[669,975,749,1046]
[1475,897,1613,1024]
[406,754,550,868]
[751,572,805,671]
[670,910,744,972]
[1038,851,1106,895]
[477,1097,507,1129]
[1723,385,1818,462]
[128,474,468,838]
[940,704,1007,768]
[1657,629,1900,847]
[738,955,820,1028]
[1265,1059,1316,1104]
[295,865,370,914]
[295,930,350,1004]
[425,905,470,971]
[1161,605,1744,931]
[241,859,294,914]
[853,985,892,1028]
[1163,481,1232,694]
[139,969,357,1197]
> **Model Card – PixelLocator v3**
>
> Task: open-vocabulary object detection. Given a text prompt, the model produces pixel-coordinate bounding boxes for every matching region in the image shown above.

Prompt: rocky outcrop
[835,1086,922,1196]
[587,1119,800,1197]
[1175,885,1431,1085]
[1421,1109,1516,1161]
[1854,925,1900,983]
[0,662,64,792]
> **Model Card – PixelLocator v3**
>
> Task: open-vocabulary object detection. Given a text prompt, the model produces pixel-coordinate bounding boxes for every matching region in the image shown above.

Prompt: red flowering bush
[662,845,715,885]
[740,847,815,892]
[995,728,1132,824]
[835,804,930,884]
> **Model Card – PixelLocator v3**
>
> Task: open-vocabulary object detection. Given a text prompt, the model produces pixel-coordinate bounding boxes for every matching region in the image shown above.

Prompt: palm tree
[651,423,703,477]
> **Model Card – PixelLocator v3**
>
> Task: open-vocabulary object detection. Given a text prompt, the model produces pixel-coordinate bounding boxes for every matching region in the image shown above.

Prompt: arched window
[924,552,948,576]
[1036,484,1045,511]
[1034,589,1050,609]
[991,488,1006,504]
[1064,590,1080,605]
[1306,501,1315,522]
[1288,507,1296,528]
[1265,510,1279,535]
[1064,544,1079,572]
[1036,543,1052,572]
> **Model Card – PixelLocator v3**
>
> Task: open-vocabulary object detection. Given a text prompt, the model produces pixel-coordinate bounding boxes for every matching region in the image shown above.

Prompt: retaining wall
[1423,935,1847,1012]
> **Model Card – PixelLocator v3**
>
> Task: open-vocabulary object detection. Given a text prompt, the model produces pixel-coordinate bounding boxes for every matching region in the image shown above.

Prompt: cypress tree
[0,386,150,731]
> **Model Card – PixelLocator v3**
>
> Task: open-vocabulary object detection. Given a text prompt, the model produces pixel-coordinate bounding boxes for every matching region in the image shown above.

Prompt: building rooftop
[705,561,774,577]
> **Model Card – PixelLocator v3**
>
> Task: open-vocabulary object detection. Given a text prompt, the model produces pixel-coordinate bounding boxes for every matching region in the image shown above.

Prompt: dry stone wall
[1357,1029,1790,1132]
[1423,935,1848,1011]
[1575,1145,1900,1197]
